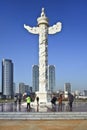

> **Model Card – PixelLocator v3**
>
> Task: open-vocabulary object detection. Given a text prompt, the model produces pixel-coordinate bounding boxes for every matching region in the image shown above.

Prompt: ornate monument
[24,8,62,104]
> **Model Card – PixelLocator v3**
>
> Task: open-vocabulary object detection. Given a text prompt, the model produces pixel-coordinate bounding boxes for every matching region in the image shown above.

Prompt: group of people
[14,94,39,111]
[51,93,74,111]
[14,93,74,112]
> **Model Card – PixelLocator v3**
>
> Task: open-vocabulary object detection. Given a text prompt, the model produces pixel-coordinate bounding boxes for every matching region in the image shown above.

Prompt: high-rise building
[19,83,30,95]
[32,65,39,92]
[32,65,55,93]
[64,83,71,98]
[19,83,25,94]
[64,83,71,93]
[13,82,16,96]
[2,59,13,98]
[48,65,55,92]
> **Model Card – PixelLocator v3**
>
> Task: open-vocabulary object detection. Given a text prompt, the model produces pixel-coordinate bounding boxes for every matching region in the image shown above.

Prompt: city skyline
[0,0,87,91]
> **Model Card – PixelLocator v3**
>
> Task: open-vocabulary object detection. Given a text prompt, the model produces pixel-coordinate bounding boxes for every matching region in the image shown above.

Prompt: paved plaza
[0,101,87,112]
[0,102,87,130]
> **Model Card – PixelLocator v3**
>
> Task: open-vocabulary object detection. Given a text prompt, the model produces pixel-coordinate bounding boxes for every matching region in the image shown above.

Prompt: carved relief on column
[39,25,48,92]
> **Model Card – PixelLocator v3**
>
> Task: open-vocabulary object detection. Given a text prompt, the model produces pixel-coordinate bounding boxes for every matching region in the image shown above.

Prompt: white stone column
[38,24,48,92]
[24,8,62,104]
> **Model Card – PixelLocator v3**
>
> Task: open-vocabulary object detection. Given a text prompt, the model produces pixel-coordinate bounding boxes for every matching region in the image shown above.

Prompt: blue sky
[0,0,87,91]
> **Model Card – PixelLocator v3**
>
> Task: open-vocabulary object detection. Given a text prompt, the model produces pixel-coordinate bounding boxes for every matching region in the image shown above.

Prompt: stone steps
[0,112,87,120]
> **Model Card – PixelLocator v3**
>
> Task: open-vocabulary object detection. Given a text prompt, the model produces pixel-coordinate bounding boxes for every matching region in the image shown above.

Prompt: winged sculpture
[24,24,39,34]
[48,22,62,34]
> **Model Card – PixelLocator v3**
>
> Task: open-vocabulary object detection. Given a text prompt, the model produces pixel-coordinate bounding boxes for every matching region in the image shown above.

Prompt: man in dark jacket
[68,93,74,111]
[51,96,57,111]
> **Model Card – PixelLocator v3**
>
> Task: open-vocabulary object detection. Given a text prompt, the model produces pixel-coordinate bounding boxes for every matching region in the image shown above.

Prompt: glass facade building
[2,59,13,98]
[32,65,39,92]
[32,65,55,92]
[19,83,30,95]
[48,65,55,92]
[64,83,71,93]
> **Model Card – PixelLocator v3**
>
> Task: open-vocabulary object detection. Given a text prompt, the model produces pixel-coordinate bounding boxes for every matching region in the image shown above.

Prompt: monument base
[36,91,51,105]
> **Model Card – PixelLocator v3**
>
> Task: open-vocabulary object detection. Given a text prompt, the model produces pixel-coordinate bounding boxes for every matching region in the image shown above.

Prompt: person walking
[58,94,63,111]
[18,95,21,111]
[36,96,39,106]
[51,95,57,111]
[68,93,74,111]
[14,95,17,105]
[26,96,31,110]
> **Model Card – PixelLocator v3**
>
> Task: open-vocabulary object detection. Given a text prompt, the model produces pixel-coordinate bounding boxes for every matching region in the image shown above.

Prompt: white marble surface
[24,8,62,103]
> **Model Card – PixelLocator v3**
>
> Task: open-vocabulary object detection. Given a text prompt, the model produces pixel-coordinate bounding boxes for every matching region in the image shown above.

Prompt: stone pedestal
[36,91,51,104]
